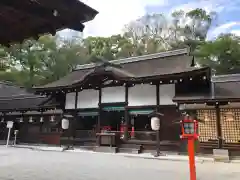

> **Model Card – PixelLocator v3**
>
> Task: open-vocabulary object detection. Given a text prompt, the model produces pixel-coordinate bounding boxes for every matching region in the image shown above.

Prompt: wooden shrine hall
[1,47,240,155]
[32,48,239,155]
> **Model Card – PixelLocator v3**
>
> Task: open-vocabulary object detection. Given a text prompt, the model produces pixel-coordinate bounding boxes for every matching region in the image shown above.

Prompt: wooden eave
[0,0,98,45]
[173,97,240,105]
[129,67,211,84]
[34,66,211,95]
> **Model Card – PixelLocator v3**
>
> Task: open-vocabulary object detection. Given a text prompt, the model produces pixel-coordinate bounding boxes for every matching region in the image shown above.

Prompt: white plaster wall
[128,84,156,106]
[159,84,175,105]
[101,86,125,103]
[65,92,76,109]
[77,89,99,109]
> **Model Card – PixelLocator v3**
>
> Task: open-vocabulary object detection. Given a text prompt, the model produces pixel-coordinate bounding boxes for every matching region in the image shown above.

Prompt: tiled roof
[0,81,57,112]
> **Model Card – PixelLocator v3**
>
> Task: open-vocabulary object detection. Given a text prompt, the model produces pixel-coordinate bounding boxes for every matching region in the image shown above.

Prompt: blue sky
[60,0,240,40]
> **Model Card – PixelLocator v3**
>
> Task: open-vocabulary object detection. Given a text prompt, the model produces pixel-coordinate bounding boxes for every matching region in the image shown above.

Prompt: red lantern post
[180,116,199,180]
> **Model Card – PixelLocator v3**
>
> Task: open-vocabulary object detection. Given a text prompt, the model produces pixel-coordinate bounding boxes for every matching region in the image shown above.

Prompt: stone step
[95,146,118,153]
[118,148,140,154]
[120,143,142,149]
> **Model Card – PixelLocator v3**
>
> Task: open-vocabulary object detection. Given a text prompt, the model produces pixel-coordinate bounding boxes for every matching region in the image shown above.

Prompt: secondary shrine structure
[0,0,98,145]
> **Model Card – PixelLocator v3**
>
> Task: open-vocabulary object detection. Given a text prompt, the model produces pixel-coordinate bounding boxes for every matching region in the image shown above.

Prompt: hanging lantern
[7,121,14,128]
[62,118,69,130]
[53,9,58,17]
[151,117,160,131]
[1,117,4,123]
[29,116,33,123]
[40,117,44,123]
[50,116,55,122]
[19,117,23,123]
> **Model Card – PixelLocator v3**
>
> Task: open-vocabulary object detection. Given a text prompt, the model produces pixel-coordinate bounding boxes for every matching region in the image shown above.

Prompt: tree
[123,13,170,54]
[195,34,240,74]
[123,9,217,55]
[170,9,217,51]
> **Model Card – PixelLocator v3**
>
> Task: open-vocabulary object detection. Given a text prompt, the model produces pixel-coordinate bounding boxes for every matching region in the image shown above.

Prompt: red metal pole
[188,138,197,180]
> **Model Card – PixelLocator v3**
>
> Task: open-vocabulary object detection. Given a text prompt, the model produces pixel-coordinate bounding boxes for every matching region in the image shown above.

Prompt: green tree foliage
[0,8,238,87]
[195,34,240,74]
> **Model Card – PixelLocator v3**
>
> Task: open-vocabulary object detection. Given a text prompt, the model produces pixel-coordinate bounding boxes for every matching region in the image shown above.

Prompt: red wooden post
[180,117,198,180]
[188,138,196,180]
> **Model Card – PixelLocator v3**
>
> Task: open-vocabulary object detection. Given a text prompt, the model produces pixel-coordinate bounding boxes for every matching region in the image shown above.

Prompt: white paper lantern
[50,116,55,122]
[62,118,69,130]
[40,117,44,123]
[7,121,13,128]
[29,116,33,123]
[14,130,19,135]
[151,117,160,131]
[19,117,23,123]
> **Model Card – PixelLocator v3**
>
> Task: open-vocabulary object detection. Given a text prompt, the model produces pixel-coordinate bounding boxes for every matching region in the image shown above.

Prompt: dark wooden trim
[75,108,99,112]
[99,102,127,107]
[215,104,223,148]
[126,105,157,109]
[74,91,78,109]
[173,98,239,105]
[158,104,178,108]
[156,84,160,107]
[124,85,129,141]
[98,88,102,130]
[97,88,102,146]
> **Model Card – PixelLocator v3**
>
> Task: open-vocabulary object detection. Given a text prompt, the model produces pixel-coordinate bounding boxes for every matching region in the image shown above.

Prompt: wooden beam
[0,0,85,31]
[215,104,223,148]
[35,0,98,23]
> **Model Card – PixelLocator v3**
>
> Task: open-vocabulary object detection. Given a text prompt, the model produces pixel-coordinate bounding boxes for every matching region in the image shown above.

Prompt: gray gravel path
[0,147,239,180]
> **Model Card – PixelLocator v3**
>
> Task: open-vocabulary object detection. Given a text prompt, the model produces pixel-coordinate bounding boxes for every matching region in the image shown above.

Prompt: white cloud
[171,0,225,14]
[231,30,240,36]
[210,22,240,38]
[81,0,167,37]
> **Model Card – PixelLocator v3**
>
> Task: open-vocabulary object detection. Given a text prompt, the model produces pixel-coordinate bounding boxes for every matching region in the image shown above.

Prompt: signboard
[7,121,13,128]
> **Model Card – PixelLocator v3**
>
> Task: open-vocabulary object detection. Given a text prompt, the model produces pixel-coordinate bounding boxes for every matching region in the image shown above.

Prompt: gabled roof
[0,81,33,98]
[34,48,208,91]
[0,81,58,112]
[0,0,98,45]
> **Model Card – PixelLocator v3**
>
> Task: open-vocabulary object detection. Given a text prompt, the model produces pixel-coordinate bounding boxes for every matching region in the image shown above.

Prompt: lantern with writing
[180,114,199,139]
[179,113,200,180]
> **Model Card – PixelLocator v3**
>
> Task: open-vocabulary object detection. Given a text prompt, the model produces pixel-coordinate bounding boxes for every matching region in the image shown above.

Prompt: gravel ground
[0,147,239,180]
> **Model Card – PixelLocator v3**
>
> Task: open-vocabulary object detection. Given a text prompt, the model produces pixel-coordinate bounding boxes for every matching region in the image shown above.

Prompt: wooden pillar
[97,88,102,133]
[74,91,78,109]
[156,84,160,109]
[97,87,102,146]
[156,83,161,155]
[124,84,129,141]
[215,104,223,148]
[72,91,79,138]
